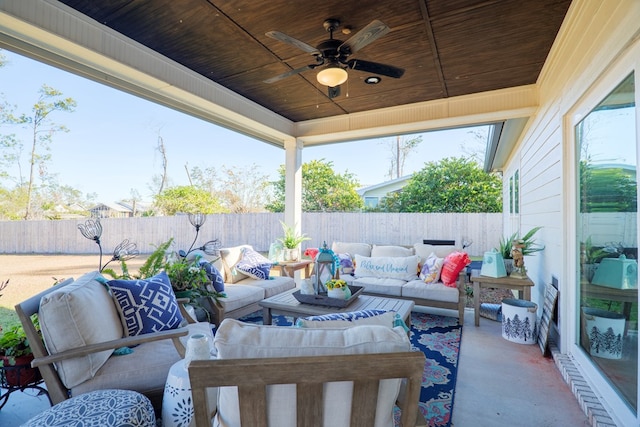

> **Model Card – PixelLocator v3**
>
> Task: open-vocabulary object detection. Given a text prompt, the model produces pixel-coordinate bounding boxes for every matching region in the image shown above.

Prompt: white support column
[283,137,303,238]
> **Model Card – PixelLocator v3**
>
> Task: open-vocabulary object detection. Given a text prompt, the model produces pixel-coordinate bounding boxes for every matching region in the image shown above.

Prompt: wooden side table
[471,269,535,326]
[272,259,313,278]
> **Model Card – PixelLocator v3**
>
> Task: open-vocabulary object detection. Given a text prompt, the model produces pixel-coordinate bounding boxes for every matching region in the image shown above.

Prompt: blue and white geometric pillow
[108,271,184,336]
[199,259,225,292]
[295,309,408,330]
[234,247,273,280]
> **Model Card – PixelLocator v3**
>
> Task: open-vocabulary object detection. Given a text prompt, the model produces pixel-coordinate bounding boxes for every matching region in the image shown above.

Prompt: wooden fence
[0,213,502,257]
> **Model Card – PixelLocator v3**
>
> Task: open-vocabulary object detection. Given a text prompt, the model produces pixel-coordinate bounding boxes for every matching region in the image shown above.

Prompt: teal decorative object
[480,249,507,278]
[591,255,638,289]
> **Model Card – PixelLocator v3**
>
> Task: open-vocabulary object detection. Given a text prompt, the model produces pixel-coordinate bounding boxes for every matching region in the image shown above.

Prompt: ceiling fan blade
[339,20,390,54]
[263,64,317,84]
[265,31,319,54]
[348,59,405,78]
[328,86,341,99]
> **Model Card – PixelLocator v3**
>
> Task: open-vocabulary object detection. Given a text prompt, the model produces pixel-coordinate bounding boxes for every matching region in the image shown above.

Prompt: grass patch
[0,306,20,333]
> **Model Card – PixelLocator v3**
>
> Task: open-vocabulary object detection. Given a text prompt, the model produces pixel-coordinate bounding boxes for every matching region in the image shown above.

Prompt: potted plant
[0,323,42,387]
[277,221,311,262]
[497,227,545,274]
[580,236,609,282]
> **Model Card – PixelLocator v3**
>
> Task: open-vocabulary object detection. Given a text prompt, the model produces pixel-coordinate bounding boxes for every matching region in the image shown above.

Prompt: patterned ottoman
[20,389,155,427]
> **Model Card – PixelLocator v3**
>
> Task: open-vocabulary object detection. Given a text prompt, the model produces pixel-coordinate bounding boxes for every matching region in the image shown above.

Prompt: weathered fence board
[0,213,502,257]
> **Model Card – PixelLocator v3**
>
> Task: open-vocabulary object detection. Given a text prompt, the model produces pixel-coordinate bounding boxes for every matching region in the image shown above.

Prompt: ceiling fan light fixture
[316,66,348,87]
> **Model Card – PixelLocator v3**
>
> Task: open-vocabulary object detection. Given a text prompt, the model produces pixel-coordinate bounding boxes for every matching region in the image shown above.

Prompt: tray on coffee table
[292,285,363,308]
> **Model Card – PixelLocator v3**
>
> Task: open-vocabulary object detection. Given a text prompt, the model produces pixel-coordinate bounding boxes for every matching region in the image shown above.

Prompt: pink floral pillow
[419,253,444,284]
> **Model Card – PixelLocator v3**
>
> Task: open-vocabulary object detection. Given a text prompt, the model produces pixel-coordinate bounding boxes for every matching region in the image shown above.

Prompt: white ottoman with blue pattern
[20,389,155,427]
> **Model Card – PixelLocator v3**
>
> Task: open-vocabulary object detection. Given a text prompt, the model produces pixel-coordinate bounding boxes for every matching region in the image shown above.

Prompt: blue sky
[0,49,488,203]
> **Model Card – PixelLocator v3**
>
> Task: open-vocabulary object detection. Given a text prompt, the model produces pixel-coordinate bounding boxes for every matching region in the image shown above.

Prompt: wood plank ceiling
[58,0,572,123]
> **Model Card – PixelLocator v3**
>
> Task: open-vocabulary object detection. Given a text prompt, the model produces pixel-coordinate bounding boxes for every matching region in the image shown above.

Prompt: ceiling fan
[264,19,405,99]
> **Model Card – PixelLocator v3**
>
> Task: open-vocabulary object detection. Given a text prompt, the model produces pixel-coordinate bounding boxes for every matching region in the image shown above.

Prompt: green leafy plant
[0,318,39,366]
[582,236,609,264]
[497,227,545,259]
[164,256,210,293]
[277,221,311,249]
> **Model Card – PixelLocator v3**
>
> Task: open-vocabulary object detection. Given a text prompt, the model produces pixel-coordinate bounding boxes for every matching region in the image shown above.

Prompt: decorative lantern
[314,242,339,294]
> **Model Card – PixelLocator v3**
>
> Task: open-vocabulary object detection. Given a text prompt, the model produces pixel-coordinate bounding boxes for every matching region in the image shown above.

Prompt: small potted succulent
[277,221,311,262]
[497,227,544,274]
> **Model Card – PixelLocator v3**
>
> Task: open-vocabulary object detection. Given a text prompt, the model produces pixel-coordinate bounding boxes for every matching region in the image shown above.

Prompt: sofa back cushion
[354,254,420,281]
[219,245,253,283]
[214,319,410,427]
[371,245,414,257]
[413,243,459,262]
[331,242,372,258]
[39,271,123,389]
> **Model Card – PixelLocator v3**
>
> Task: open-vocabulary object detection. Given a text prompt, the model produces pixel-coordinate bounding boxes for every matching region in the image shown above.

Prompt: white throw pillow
[213,319,410,427]
[39,271,124,389]
[354,254,420,281]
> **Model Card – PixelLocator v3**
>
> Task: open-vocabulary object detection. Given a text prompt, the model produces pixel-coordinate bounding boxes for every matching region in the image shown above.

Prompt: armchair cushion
[39,271,123,389]
[213,319,410,427]
[108,271,184,336]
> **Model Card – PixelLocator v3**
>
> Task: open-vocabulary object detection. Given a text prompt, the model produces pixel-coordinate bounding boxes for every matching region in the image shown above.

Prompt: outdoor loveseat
[332,242,468,324]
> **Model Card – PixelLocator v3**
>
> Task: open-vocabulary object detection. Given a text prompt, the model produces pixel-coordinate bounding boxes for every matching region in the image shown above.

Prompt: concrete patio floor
[0,307,591,427]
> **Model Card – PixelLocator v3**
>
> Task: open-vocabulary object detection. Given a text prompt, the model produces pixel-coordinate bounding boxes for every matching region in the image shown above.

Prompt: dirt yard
[0,254,149,311]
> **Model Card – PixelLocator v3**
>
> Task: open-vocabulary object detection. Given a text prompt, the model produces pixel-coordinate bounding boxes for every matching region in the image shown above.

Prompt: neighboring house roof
[89,201,152,212]
[358,175,412,197]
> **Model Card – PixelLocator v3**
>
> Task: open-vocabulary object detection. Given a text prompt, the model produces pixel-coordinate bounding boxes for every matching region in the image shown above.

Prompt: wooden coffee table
[259,289,415,328]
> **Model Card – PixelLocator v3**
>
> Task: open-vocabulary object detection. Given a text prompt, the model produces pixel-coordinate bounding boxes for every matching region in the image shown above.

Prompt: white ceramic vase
[162,334,211,427]
[327,289,346,299]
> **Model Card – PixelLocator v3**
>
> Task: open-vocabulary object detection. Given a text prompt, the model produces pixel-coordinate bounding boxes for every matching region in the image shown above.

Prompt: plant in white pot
[497,227,544,275]
[277,221,311,262]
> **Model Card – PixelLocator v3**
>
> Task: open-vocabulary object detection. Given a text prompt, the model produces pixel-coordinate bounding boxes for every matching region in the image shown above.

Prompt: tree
[218,165,271,213]
[190,164,271,213]
[388,156,502,213]
[382,135,423,180]
[266,159,363,212]
[14,85,76,219]
[154,185,226,215]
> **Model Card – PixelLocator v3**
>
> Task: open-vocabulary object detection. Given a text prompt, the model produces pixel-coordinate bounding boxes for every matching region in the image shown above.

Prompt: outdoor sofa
[331,242,468,324]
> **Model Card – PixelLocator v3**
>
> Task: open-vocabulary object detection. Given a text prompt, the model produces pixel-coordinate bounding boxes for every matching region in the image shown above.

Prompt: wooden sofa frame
[189,351,427,427]
[360,270,467,324]
[14,278,193,406]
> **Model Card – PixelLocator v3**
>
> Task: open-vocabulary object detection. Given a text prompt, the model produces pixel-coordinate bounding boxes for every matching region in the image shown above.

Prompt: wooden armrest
[32,327,189,368]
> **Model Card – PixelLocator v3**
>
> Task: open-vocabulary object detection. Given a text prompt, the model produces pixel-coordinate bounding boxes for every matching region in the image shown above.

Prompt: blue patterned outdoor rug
[237,311,462,427]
